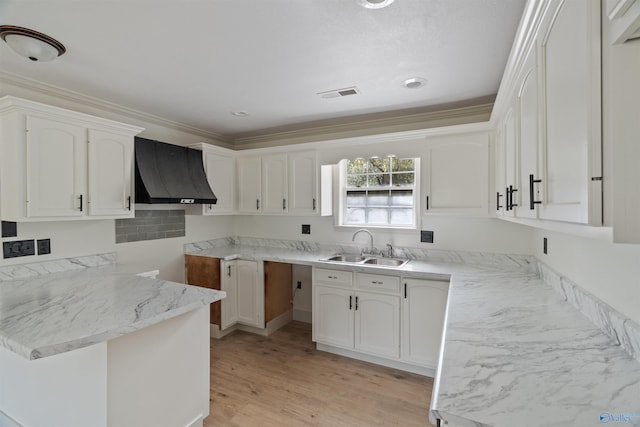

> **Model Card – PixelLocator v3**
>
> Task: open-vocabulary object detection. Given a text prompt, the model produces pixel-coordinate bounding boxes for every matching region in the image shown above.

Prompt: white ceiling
[0,0,526,140]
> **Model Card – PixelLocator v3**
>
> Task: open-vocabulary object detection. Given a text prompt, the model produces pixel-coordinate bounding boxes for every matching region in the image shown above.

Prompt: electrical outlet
[301,224,311,235]
[38,239,51,255]
[3,239,35,258]
[420,230,434,243]
[1,221,17,238]
[543,237,548,254]
[297,281,302,289]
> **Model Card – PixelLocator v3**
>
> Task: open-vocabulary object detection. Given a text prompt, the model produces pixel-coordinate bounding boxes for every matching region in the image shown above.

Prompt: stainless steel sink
[327,254,367,263]
[363,257,408,267]
[320,254,409,269]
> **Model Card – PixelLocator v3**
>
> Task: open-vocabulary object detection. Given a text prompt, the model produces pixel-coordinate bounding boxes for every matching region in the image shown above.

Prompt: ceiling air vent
[317,87,360,99]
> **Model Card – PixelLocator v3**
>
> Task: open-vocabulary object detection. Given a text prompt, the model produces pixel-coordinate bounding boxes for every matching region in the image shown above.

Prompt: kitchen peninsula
[0,254,224,427]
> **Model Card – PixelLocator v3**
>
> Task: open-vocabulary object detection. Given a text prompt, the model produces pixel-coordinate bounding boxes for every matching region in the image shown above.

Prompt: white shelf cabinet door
[87,129,134,218]
[354,291,400,359]
[538,0,602,225]
[236,260,264,328]
[237,156,262,213]
[401,279,449,368]
[261,154,288,214]
[515,44,541,220]
[220,261,239,330]
[503,105,518,217]
[26,115,87,218]
[422,132,490,215]
[312,285,354,349]
[288,151,318,215]
[203,150,235,214]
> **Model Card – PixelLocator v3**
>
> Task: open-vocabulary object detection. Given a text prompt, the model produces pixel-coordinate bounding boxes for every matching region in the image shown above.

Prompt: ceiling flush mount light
[231,111,250,117]
[0,25,66,62]
[403,77,428,89]
[359,0,395,9]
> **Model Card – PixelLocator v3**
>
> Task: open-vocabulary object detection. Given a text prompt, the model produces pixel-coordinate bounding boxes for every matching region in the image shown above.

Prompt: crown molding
[0,70,234,145]
[232,102,494,150]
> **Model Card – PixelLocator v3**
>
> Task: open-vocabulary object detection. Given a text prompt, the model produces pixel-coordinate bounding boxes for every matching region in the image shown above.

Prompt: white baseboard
[316,343,435,377]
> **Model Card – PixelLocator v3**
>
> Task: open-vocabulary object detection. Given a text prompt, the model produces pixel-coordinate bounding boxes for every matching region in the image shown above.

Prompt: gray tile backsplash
[116,210,185,243]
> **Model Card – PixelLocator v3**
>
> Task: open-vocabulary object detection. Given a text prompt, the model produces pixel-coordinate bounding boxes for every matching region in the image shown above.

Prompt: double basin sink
[321,254,410,268]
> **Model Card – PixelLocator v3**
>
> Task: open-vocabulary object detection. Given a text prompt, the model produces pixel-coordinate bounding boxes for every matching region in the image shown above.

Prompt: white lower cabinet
[401,279,449,368]
[221,260,264,329]
[313,267,447,371]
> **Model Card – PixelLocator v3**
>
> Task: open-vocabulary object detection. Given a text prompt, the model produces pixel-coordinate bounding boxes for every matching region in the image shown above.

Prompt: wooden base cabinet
[401,279,449,369]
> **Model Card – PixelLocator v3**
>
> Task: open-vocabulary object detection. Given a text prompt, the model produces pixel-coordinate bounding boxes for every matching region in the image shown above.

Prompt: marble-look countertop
[0,263,224,360]
[187,242,640,427]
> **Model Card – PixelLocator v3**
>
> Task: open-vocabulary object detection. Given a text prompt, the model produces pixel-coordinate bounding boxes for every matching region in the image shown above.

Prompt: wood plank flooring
[205,321,435,427]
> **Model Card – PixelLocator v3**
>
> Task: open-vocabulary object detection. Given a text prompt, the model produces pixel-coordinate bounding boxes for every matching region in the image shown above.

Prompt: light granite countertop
[186,240,640,427]
[0,262,224,360]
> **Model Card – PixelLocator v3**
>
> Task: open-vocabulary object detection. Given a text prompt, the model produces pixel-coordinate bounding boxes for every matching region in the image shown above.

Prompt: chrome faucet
[385,243,393,258]
[352,229,375,255]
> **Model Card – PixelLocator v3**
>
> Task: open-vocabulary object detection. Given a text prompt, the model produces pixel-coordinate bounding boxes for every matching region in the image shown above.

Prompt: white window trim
[335,158,421,230]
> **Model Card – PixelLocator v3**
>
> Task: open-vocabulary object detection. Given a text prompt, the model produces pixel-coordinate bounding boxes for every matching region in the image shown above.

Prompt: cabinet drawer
[356,273,400,293]
[314,268,353,287]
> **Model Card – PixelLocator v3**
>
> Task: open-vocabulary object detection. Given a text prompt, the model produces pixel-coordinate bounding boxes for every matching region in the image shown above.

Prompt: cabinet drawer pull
[529,174,542,210]
[327,275,337,279]
[313,198,316,210]
[349,295,353,310]
[371,280,383,285]
[78,194,83,212]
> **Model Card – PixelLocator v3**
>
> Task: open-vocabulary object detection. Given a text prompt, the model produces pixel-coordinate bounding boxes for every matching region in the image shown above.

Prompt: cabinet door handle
[496,192,503,210]
[506,187,511,211]
[529,174,542,210]
[283,198,286,210]
[355,296,359,310]
[127,196,132,211]
[509,185,518,209]
[227,265,231,276]
[426,195,430,211]
[78,194,83,212]
[256,199,260,210]
[349,295,353,310]
[313,198,316,211]
[404,283,407,299]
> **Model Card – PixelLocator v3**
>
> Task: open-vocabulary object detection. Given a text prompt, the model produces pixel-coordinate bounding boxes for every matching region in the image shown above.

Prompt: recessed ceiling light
[359,0,394,9]
[231,111,250,117]
[403,77,428,89]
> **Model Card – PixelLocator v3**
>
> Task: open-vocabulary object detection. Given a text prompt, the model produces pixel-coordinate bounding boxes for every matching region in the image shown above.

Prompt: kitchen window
[340,156,418,228]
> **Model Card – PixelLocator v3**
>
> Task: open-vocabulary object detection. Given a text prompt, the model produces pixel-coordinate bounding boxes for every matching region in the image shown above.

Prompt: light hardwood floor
[205,321,435,427]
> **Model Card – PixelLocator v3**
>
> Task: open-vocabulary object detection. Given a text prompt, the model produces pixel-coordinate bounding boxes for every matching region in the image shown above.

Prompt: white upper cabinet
[605,0,640,43]
[538,0,602,225]
[515,44,541,219]
[26,116,87,218]
[237,156,262,213]
[493,0,602,226]
[422,132,490,216]
[189,143,236,215]
[288,151,318,215]
[236,150,318,216]
[261,154,288,214]
[0,96,143,222]
[87,129,134,217]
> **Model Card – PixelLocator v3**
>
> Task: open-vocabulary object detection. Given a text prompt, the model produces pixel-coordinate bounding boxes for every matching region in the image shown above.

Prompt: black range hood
[135,137,217,204]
